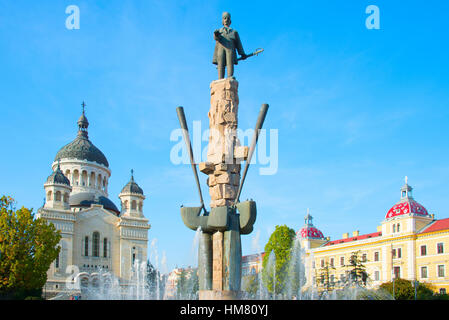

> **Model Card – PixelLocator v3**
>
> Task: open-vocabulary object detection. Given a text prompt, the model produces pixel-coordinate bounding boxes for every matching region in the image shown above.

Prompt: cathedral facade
[36,107,150,298]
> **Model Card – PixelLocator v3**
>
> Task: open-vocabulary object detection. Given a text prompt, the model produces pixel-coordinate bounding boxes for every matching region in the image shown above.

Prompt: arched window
[63,193,69,203]
[55,191,62,201]
[131,247,136,266]
[84,236,89,256]
[73,170,79,186]
[81,170,88,186]
[103,238,108,258]
[80,277,89,288]
[124,200,129,210]
[97,174,102,189]
[90,172,95,187]
[47,191,52,201]
[103,177,107,191]
[93,232,100,257]
[131,200,137,210]
[138,201,142,212]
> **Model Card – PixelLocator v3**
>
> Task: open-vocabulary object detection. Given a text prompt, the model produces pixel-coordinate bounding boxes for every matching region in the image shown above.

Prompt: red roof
[419,218,449,234]
[297,226,324,239]
[324,231,382,246]
[385,199,428,219]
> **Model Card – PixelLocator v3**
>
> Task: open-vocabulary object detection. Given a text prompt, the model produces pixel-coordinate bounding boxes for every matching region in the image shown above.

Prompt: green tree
[380,278,435,300]
[316,262,335,292]
[146,260,160,299]
[243,273,260,298]
[346,250,368,286]
[262,225,296,295]
[0,196,61,299]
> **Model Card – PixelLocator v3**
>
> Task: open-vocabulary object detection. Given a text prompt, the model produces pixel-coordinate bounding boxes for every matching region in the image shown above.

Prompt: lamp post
[391,246,395,300]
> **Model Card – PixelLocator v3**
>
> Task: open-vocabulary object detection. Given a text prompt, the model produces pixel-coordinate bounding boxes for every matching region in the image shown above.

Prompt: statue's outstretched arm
[234,32,247,59]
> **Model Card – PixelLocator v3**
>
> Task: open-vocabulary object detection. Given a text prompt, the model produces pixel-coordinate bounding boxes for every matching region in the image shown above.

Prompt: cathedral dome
[385,178,429,219]
[55,136,109,167]
[120,170,144,195]
[46,161,70,186]
[69,192,120,215]
[297,211,325,239]
[54,107,109,167]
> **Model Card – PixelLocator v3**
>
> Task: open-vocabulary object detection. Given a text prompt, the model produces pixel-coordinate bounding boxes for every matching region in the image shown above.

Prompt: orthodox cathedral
[36,105,150,298]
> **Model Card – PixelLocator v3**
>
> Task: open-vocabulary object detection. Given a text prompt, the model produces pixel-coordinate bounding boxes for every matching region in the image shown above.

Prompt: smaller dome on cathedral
[46,160,70,186]
[297,210,325,239]
[77,103,89,129]
[120,170,144,195]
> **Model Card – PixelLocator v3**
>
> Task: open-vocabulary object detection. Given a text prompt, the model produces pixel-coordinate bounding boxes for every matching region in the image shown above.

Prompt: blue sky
[1,0,449,272]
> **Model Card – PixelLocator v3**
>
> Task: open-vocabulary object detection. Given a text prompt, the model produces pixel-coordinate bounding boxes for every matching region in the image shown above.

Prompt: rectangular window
[394,266,400,279]
[84,236,89,256]
[103,238,108,258]
[340,257,345,266]
[321,259,324,268]
[362,254,367,262]
[421,245,427,256]
[374,252,379,262]
[55,254,60,269]
[393,224,396,233]
[393,248,402,259]
[440,288,447,295]
[438,243,444,254]
[397,223,400,232]
[438,265,445,278]
[93,232,100,257]
[421,266,428,279]
[330,258,334,267]
[374,271,380,281]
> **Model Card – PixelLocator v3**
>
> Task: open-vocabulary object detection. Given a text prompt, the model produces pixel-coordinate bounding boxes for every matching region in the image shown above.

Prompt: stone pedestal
[205,78,242,208]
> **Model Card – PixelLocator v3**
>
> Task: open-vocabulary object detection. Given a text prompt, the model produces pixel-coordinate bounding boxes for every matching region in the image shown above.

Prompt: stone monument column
[197,77,247,300]
[206,78,242,208]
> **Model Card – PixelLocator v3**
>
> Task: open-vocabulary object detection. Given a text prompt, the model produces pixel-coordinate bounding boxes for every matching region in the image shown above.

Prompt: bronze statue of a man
[213,12,247,79]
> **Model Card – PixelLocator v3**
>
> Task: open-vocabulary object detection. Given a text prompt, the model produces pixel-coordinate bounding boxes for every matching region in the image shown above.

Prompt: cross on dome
[401,176,413,200]
[304,208,313,226]
[77,101,89,138]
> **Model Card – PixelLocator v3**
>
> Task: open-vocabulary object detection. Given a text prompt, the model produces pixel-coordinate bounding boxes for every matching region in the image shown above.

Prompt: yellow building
[300,179,449,294]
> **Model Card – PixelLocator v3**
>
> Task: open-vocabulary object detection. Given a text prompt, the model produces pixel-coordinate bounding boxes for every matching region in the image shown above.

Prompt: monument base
[198,290,241,300]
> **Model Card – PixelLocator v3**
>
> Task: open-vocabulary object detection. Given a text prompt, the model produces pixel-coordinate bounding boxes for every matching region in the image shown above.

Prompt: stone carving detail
[206,78,241,208]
